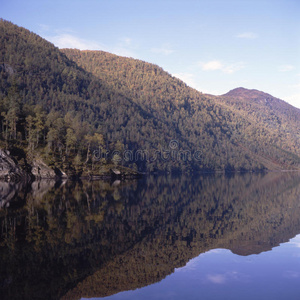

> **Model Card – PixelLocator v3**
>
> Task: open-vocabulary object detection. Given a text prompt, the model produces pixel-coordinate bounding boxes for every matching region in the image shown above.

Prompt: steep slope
[0,20,186,174]
[0,19,299,174]
[62,49,300,171]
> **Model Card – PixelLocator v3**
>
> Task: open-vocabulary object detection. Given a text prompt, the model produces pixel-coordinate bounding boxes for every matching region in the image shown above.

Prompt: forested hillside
[218,87,300,154]
[0,19,299,175]
[62,49,300,171]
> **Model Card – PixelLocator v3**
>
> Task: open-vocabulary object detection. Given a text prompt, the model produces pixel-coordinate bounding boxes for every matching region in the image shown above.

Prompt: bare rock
[31,159,57,179]
[0,149,27,180]
[0,149,67,180]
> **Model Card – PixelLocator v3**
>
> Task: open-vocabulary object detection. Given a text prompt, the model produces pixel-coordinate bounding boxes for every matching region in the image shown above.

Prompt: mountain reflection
[0,172,300,300]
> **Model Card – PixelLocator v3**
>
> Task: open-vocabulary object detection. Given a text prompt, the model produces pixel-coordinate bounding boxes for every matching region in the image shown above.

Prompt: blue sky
[2,0,300,108]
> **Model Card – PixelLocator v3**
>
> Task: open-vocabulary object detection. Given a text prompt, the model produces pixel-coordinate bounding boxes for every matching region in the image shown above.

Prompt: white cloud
[201,60,223,71]
[45,33,105,50]
[236,32,258,39]
[223,62,245,74]
[199,60,245,74]
[45,31,138,58]
[172,72,213,93]
[278,64,296,72]
[151,43,174,55]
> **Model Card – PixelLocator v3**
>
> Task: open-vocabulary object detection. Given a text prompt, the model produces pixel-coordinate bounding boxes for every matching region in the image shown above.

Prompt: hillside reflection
[0,172,300,300]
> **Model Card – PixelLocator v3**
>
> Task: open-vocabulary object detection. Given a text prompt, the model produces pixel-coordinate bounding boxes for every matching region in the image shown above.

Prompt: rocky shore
[0,149,142,181]
[0,149,66,181]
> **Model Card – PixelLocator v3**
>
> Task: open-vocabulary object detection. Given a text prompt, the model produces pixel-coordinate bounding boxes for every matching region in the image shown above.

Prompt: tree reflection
[0,172,300,300]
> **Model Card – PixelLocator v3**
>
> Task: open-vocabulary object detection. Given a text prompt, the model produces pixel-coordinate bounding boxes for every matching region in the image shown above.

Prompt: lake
[1,172,300,299]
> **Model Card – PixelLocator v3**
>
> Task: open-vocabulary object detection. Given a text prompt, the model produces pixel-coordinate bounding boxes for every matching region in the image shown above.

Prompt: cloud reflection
[289,234,300,248]
[207,274,226,284]
[283,271,300,279]
[206,271,250,285]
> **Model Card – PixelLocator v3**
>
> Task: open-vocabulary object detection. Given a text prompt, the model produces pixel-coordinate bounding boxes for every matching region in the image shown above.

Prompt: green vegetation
[0,19,299,175]
[218,87,300,155]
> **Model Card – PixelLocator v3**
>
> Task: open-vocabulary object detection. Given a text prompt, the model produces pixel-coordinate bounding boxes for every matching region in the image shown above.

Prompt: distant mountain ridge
[217,87,300,153]
[223,87,275,99]
[222,87,300,122]
[221,87,300,118]
[0,19,299,175]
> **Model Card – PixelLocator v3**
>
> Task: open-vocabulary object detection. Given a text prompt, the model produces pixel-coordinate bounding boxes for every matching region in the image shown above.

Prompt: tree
[66,128,77,154]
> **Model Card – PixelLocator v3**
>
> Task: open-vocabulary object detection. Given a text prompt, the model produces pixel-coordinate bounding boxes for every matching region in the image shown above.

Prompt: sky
[1,0,300,108]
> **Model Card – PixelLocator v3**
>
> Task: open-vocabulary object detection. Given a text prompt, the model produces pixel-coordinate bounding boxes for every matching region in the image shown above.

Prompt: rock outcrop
[0,149,28,181]
[0,149,67,181]
[31,159,57,179]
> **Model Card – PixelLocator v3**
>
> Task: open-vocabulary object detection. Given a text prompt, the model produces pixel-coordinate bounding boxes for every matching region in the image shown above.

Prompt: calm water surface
[0,172,300,300]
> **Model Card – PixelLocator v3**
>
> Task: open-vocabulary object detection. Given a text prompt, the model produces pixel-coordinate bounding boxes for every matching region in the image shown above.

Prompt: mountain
[62,49,300,171]
[220,87,300,141]
[0,19,299,176]
[216,88,300,165]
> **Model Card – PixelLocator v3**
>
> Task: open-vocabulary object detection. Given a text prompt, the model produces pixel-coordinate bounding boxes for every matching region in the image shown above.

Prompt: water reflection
[0,172,300,300]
